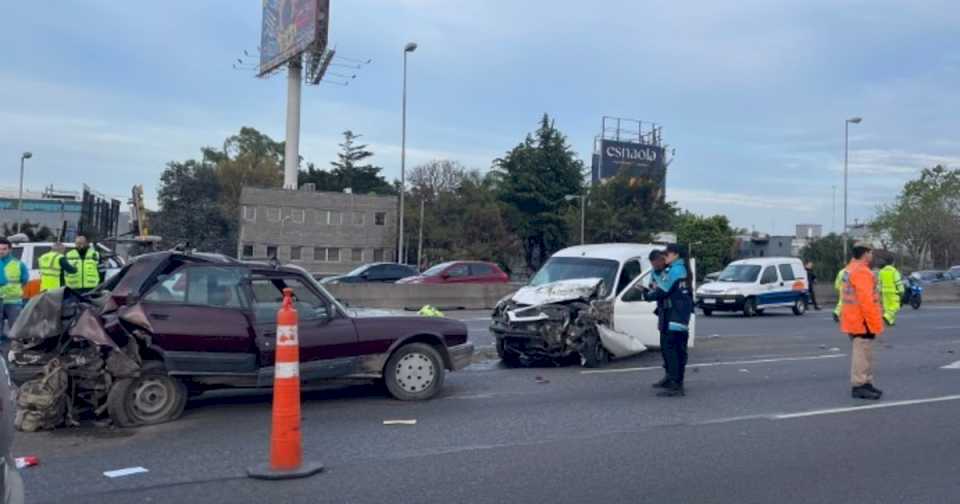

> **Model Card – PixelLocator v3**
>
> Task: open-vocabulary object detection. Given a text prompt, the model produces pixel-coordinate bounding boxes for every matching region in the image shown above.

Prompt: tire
[911,295,921,310]
[107,366,188,428]
[384,343,445,401]
[792,298,807,316]
[496,338,523,368]
[702,308,713,317]
[743,298,758,317]
[579,331,610,368]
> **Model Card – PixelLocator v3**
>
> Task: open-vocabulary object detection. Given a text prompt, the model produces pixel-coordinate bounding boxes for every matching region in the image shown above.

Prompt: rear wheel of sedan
[385,343,445,401]
[107,365,188,427]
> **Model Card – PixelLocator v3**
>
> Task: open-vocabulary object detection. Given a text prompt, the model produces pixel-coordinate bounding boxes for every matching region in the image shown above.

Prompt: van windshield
[529,257,619,296]
[718,264,762,283]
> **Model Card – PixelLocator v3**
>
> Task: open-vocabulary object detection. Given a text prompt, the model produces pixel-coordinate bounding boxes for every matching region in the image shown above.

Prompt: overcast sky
[2,1,958,235]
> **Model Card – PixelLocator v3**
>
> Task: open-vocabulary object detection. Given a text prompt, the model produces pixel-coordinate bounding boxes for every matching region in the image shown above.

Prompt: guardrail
[325,283,518,311]
[812,282,960,305]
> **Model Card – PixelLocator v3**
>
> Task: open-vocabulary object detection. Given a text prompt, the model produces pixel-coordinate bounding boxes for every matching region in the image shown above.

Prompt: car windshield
[422,262,454,276]
[344,264,372,277]
[718,264,762,283]
[529,257,619,295]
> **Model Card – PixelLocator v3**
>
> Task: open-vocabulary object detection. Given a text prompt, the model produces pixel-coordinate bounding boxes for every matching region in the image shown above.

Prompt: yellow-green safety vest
[38,251,64,292]
[65,248,100,290]
[1,260,24,303]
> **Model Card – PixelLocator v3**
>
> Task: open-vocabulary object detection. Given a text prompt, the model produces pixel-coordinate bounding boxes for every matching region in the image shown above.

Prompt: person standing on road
[643,243,694,397]
[647,250,670,388]
[38,242,77,293]
[65,235,101,294]
[805,261,821,310]
[841,245,885,400]
[832,266,847,323]
[877,256,904,326]
[0,238,29,347]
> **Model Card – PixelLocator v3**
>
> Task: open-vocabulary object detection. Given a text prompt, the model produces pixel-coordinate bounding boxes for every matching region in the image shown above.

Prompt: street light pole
[842,117,862,262]
[565,194,586,245]
[17,152,32,234]
[399,42,417,264]
[417,198,425,271]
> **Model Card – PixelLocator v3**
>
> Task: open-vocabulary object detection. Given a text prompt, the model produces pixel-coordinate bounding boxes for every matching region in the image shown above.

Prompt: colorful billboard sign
[259,0,330,76]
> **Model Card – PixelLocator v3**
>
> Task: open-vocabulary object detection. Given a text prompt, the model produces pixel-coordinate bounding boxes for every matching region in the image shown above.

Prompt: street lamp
[17,152,32,233]
[398,41,418,265]
[565,194,586,245]
[843,117,862,262]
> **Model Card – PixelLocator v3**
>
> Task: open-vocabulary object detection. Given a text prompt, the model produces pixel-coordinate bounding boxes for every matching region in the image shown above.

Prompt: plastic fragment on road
[383,420,417,426]
[103,467,149,478]
[535,376,550,384]
[739,369,750,373]
[14,456,39,469]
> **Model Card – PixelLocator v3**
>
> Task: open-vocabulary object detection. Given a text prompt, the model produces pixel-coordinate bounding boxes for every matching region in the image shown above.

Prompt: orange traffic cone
[248,288,324,480]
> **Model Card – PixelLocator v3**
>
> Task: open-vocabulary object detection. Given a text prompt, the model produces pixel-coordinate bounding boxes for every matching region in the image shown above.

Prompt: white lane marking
[581,353,846,375]
[933,326,960,330]
[941,360,960,369]
[774,395,960,420]
[104,467,149,478]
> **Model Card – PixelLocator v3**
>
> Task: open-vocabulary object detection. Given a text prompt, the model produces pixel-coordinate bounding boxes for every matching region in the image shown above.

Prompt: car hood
[348,307,415,318]
[510,278,603,306]
[698,281,753,294]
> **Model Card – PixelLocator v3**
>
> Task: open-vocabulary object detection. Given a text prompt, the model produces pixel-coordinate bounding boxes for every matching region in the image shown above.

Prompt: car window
[144,270,187,303]
[616,260,643,295]
[392,265,415,277]
[365,265,389,280]
[31,246,52,269]
[250,276,330,322]
[470,263,494,276]
[446,264,470,278]
[778,264,796,281]
[143,267,246,308]
[761,266,780,285]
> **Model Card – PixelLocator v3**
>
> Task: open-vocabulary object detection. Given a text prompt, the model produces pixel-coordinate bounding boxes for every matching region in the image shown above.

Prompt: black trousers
[808,287,819,308]
[663,330,690,386]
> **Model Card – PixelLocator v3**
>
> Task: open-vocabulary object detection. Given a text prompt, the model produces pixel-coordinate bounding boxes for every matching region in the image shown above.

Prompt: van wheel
[107,368,187,427]
[743,298,758,317]
[385,343,445,401]
[702,308,713,317]
[496,338,523,368]
[792,298,806,316]
[579,331,610,368]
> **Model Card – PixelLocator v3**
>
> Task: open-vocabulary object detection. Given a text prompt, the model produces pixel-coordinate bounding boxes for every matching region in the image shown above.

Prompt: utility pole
[843,117,862,261]
[417,198,425,271]
[398,42,418,265]
[17,152,32,233]
[283,61,302,190]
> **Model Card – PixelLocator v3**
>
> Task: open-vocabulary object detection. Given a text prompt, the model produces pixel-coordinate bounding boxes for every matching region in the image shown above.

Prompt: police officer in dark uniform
[643,243,695,397]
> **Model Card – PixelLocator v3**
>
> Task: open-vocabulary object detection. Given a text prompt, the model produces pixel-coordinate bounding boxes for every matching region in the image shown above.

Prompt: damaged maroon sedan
[10,251,473,429]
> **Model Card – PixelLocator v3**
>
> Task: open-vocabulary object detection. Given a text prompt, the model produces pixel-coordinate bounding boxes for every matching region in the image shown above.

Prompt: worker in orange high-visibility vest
[840,244,885,400]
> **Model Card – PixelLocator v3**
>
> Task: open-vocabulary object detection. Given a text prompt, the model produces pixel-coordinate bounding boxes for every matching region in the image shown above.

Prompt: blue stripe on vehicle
[757,291,804,306]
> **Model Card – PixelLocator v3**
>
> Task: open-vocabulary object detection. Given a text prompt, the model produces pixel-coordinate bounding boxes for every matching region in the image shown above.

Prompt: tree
[152,160,234,256]
[205,127,284,224]
[674,212,735,279]
[408,160,467,198]
[495,114,585,273]
[298,130,396,195]
[800,233,855,281]
[579,175,677,245]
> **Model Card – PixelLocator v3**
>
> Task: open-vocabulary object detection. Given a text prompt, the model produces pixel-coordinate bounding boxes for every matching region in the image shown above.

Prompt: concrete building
[0,187,81,238]
[238,186,398,275]
[792,224,824,257]
[735,233,795,259]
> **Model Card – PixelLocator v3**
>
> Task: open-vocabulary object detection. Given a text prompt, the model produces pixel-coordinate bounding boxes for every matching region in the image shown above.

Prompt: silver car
[0,359,23,504]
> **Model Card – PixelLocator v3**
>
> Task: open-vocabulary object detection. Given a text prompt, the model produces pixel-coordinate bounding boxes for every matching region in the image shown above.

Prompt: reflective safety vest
[878,266,904,296]
[65,248,100,290]
[840,260,884,336]
[38,251,64,292]
[0,260,24,303]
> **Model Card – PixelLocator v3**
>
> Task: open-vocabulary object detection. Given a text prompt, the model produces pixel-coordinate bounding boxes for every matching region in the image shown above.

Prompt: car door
[247,273,359,382]
[370,265,397,283]
[386,265,414,282]
[138,265,258,374]
[612,261,661,349]
[757,266,782,306]
[778,263,804,302]
[442,263,472,283]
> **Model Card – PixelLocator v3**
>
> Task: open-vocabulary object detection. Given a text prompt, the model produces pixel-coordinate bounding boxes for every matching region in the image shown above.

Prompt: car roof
[552,243,661,263]
[729,257,803,266]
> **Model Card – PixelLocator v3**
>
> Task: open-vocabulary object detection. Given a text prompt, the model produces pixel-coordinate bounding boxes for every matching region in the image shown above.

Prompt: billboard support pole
[284,61,303,190]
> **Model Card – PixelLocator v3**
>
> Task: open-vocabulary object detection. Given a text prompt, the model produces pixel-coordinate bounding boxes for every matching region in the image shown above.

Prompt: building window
[351,248,363,262]
[266,207,281,222]
[375,212,386,226]
[329,211,342,225]
[314,247,324,261]
[290,208,305,224]
[242,244,254,258]
[266,245,278,258]
[327,247,341,262]
[316,210,328,225]
[242,206,257,222]
[313,247,342,262]
[352,212,365,226]
[373,248,384,262]
[290,246,302,261]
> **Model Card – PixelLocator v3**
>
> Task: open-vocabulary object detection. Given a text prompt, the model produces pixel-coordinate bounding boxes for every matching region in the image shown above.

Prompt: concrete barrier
[324,283,518,311]
[812,282,960,305]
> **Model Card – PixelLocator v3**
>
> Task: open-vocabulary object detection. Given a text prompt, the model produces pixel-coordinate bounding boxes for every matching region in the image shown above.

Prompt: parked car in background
[946,266,960,281]
[396,261,509,284]
[319,263,417,285]
[12,251,474,427]
[910,270,949,285]
[11,241,124,298]
[704,271,721,282]
[696,257,808,317]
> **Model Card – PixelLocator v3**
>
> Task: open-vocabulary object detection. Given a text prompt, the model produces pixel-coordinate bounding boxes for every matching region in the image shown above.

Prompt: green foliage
[299,130,396,195]
[152,160,235,255]
[581,175,677,245]
[495,114,585,273]
[800,233,855,281]
[674,212,735,279]
[206,127,284,222]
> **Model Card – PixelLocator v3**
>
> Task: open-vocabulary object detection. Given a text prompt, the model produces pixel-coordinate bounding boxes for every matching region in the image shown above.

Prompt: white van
[696,257,808,317]
[10,242,125,298]
[491,243,696,367]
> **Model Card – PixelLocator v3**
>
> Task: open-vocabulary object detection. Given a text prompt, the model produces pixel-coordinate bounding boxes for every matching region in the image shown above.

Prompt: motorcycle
[901,277,923,310]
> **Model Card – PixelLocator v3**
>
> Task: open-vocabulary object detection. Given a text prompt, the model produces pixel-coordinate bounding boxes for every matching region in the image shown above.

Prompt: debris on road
[383,420,417,426]
[739,369,750,373]
[14,456,39,469]
[103,467,149,478]
[535,376,550,384]
[829,347,841,352]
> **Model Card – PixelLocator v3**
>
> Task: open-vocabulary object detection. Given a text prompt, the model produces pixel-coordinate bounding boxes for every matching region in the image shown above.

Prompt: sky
[2,0,959,235]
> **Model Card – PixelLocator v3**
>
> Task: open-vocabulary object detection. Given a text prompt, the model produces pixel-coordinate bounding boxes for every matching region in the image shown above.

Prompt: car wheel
[743,298,758,317]
[107,368,187,427]
[792,298,806,316]
[385,343,445,401]
[579,331,610,368]
[911,296,921,310]
[496,338,523,368]
[702,308,713,317]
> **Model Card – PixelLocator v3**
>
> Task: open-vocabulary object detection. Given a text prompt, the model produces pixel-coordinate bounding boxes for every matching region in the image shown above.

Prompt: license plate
[702,298,715,304]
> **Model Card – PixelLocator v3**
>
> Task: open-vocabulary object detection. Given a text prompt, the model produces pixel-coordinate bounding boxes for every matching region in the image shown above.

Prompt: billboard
[592,139,667,186]
[78,187,121,242]
[259,0,330,76]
